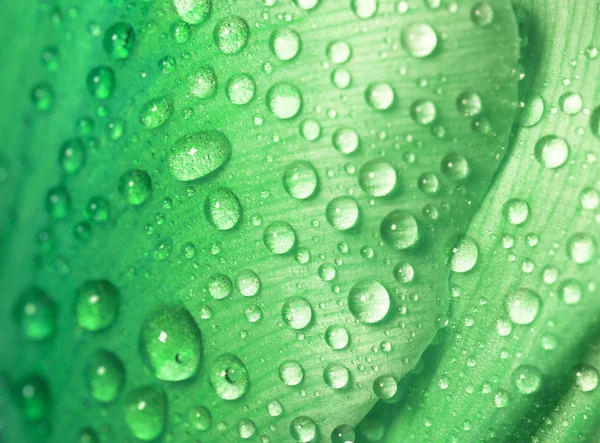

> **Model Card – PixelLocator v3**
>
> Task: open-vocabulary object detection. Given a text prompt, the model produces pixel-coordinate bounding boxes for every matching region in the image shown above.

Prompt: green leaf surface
[377,1,600,441]
[0,0,520,442]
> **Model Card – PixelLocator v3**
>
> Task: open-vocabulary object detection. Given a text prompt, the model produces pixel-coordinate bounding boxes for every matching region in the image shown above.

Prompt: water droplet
[76,280,119,331]
[410,99,437,125]
[326,197,359,231]
[41,46,60,72]
[84,196,110,222]
[506,288,541,325]
[290,416,318,442]
[373,375,397,399]
[282,296,312,329]
[331,68,352,89]
[208,274,233,300]
[393,262,415,283]
[283,161,318,200]
[268,399,283,416]
[170,21,191,43]
[513,365,542,394]
[350,0,377,19]
[441,153,470,181]
[558,279,583,305]
[279,360,304,386]
[239,419,257,439]
[189,405,211,431]
[534,136,569,169]
[559,92,583,115]
[13,375,51,421]
[503,199,529,225]
[214,16,249,54]
[235,270,260,296]
[323,364,350,389]
[358,160,397,197]
[327,41,351,64]
[401,23,437,58]
[31,83,54,111]
[59,139,85,174]
[139,306,202,381]
[244,305,262,322]
[14,286,57,341]
[264,221,296,254]
[226,73,255,105]
[580,187,600,210]
[572,364,599,392]
[381,211,419,250]
[169,131,231,181]
[86,66,115,99]
[418,173,440,195]
[103,22,135,59]
[456,92,482,117]
[332,424,355,443]
[365,82,395,110]
[173,0,211,24]
[300,119,321,141]
[46,185,70,219]
[450,236,478,273]
[209,353,249,400]
[470,2,494,26]
[318,263,336,281]
[190,66,217,98]
[517,94,544,127]
[332,128,360,154]
[271,28,301,61]
[267,83,302,119]
[494,389,510,408]
[139,96,173,129]
[567,233,596,264]
[295,0,319,9]
[325,325,349,350]
[204,187,242,230]
[85,350,125,403]
[348,280,390,323]
[118,169,152,205]
[124,385,167,440]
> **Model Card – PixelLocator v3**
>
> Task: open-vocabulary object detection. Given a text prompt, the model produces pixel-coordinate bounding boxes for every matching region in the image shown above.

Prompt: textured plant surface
[0,0,598,442]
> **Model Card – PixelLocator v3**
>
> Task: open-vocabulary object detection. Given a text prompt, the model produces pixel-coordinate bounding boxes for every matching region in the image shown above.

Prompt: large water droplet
[348,280,390,323]
[169,131,231,181]
[204,187,242,230]
[506,288,541,325]
[534,136,569,169]
[189,66,217,98]
[59,138,85,174]
[470,2,494,26]
[323,364,350,389]
[139,306,202,381]
[381,211,419,250]
[85,349,125,403]
[558,279,583,305]
[401,23,437,58]
[173,0,211,24]
[189,405,211,431]
[139,96,173,129]
[410,99,437,125]
[358,160,397,197]
[326,197,359,231]
[567,233,596,264]
[332,424,355,443]
[124,385,167,441]
[283,161,318,200]
[350,0,377,19]
[86,66,115,99]
[290,416,318,442]
[325,325,349,350]
[209,353,249,400]
[214,16,249,54]
[503,199,529,225]
[235,270,260,296]
[332,128,360,154]
[450,236,478,273]
[279,360,304,386]
[517,94,544,127]
[118,169,152,205]
[13,375,51,421]
[264,221,296,254]
[456,92,482,117]
[267,83,302,119]
[226,73,255,105]
[282,296,313,329]
[76,280,119,331]
[14,286,57,341]
[103,22,135,59]
[559,92,583,115]
[373,375,397,399]
[365,82,395,110]
[271,28,301,61]
[572,364,599,392]
[513,365,542,394]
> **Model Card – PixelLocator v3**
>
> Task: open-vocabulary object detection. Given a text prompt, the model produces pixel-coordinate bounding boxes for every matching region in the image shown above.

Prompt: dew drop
[513,365,542,394]
[189,405,211,431]
[506,288,541,325]
[283,161,318,200]
[503,199,529,225]
[76,280,119,332]
[410,99,437,125]
[381,211,419,250]
[282,296,313,329]
[267,83,302,119]
[323,364,350,389]
[567,233,596,264]
[279,360,304,386]
[13,375,51,421]
[264,221,296,254]
[124,385,167,441]
[441,153,470,181]
[365,82,395,111]
[235,270,260,296]
[517,94,544,127]
[470,2,494,26]
[14,286,57,341]
[450,236,478,273]
[401,23,437,58]
[350,0,377,19]
[327,41,352,64]
[118,169,152,205]
[139,96,173,129]
[373,375,397,399]
[572,364,599,392]
[208,274,233,300]
[85,350,125,403]
[204,187,242,230]
[325,325,349,350]
[31,83,54,111]
[358,160,397,197]
[173,0,211,24]
[290,416,318,442]
[103,22,135,59]
[534,136,569,169]
[326,196,360,231]
[189,65,217,99]
[86,66,115,99]
[456,92,482,117]
[226,73,255,105]
[169,131,231,181]
[139,306,202,381]
[271,28,301,61]
[558,279,583,305]
[332,424,355,443]
[59,138,85,174]
[559,92,583,115]
[214,16,249,54]
[332,128,360,154]
[348,280,390,323]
